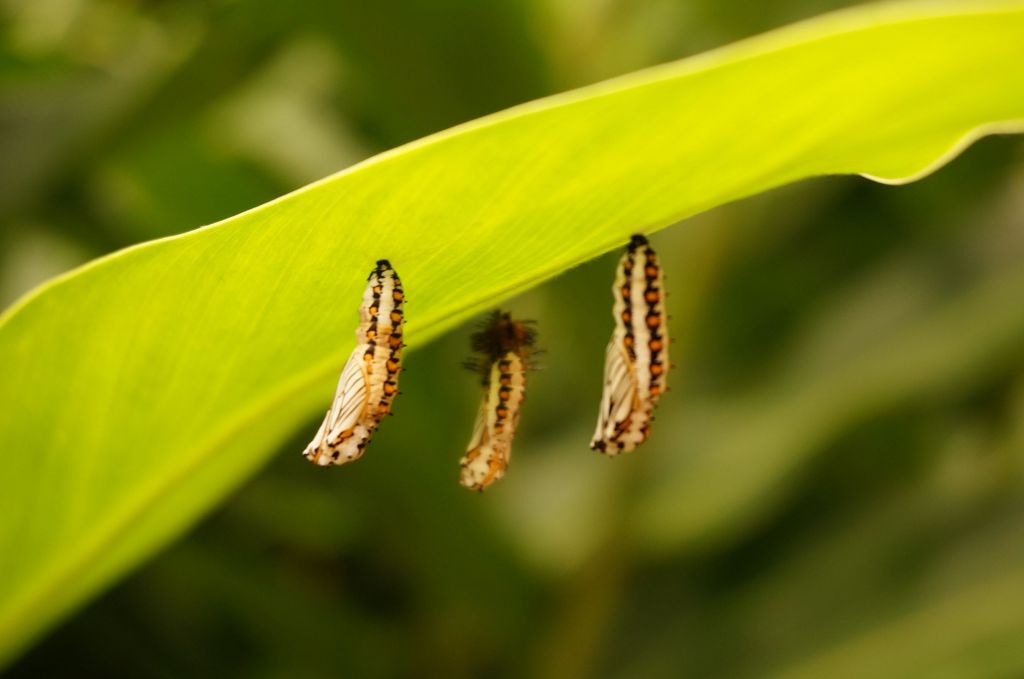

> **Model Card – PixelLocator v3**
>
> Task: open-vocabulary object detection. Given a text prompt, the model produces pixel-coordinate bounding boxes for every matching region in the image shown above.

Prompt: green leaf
[1,0,1023,664]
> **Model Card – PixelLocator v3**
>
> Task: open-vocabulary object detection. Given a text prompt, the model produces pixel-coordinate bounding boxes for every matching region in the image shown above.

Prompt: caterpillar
[304,259,404,466]
[591,235,668,455]
[459,311,536,491]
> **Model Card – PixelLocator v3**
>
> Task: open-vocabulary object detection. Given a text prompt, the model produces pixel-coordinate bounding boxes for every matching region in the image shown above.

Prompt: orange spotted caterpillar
[304,259,404,465]
[591,235,668,455]
[459,311,536,491]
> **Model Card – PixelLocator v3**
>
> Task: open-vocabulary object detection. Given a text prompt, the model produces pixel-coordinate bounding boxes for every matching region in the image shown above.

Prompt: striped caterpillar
[459,311,536,491]
[591,235,668,455]
[304,259,404,465]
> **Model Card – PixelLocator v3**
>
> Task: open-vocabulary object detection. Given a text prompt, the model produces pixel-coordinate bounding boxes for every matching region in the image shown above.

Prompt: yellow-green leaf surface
[1,0,1023,663]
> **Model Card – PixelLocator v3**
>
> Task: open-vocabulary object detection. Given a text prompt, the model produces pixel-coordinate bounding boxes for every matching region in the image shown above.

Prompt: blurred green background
[4,0,1024,677]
